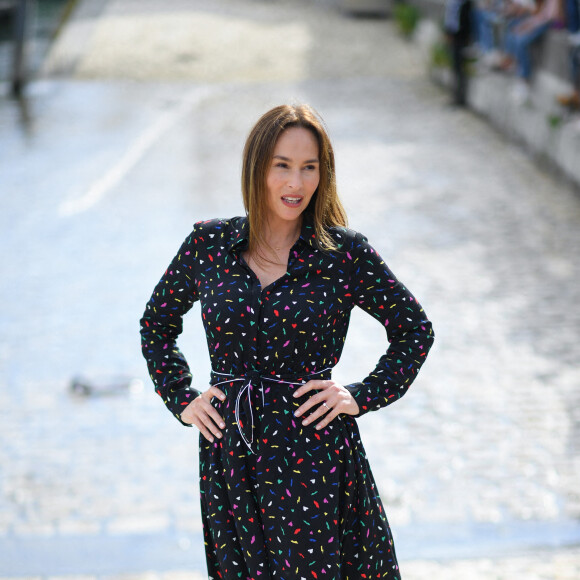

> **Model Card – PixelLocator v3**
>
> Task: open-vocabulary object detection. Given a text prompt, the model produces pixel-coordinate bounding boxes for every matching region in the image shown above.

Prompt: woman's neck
[261,217,302,251]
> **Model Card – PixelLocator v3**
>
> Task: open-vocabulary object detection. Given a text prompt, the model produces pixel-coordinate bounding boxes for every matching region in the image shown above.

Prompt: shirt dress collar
[228,215,318,253]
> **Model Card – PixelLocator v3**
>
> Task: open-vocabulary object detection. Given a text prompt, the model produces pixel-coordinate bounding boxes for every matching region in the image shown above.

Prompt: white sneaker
[511,80,531,105]
[483,50,502,68]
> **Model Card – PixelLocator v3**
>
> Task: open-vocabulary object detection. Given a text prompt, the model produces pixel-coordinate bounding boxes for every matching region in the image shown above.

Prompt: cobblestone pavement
[1,0,580,578]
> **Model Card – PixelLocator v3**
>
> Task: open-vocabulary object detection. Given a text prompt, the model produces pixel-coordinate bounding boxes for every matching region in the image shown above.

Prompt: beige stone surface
[76,12,311,83]
[45,0,423,82]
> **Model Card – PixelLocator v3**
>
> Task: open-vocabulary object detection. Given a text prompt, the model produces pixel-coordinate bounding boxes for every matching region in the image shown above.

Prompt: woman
[140,104,434,579]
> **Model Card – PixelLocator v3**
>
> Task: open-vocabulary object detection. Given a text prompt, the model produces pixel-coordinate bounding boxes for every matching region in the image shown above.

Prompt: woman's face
[265,127,320,227]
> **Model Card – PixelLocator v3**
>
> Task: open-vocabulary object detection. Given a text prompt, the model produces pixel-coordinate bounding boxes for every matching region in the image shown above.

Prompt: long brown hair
[241,104,347,256]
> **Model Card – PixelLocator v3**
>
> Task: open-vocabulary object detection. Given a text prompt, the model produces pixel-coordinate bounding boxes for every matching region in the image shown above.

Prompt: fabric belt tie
[211,368,332,454]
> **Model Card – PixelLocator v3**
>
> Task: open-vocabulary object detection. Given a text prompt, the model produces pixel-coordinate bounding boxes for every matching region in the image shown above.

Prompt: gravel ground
[1,0,579,578]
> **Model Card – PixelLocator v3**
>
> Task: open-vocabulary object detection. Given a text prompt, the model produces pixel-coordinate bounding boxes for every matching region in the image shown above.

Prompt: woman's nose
[287,169,302,189]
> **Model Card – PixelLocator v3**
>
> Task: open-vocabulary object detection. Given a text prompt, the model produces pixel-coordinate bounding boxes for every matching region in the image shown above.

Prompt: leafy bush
[431,41,451,68]
[547,114,562,129]
[393,2,420,38]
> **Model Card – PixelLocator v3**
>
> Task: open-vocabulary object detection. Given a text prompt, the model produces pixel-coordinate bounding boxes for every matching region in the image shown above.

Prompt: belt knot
[210,368,332,454]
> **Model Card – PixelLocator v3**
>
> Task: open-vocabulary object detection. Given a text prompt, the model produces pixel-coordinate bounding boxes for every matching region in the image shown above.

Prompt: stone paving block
[11,522,56,537]
[402,549,580,579]
[162,573,205,580]
[56,520,102,535]
[0,577,43,580]
[47,576,96,580]
[107,514,171,535]
[173,517,203,534]
[103,574,160,580]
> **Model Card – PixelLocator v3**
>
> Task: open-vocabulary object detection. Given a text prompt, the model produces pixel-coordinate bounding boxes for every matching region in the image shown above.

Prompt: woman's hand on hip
[293,380,359,430]
[180,387,226,442]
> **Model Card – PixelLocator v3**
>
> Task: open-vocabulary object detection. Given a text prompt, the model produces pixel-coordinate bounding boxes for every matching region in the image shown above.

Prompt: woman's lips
[281,196,303,207]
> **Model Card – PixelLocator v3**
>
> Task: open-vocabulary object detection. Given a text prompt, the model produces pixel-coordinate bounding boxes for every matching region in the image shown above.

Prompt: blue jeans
[565,0,580,32]
[505,20,552,79]
[474,8,502,52]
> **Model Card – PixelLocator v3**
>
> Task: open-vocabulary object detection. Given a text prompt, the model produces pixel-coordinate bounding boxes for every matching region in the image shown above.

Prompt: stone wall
[407,0,580,189]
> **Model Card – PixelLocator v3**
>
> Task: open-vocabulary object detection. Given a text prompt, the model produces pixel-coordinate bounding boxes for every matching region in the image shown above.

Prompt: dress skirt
[199,375,401,580]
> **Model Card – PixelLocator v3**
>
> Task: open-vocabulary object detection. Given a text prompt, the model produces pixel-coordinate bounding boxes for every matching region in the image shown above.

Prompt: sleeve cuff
[344,382,371,418]
[164,385,202,427]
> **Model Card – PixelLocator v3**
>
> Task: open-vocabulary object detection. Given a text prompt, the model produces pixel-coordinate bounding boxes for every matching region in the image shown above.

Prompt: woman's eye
[276,162,288,168]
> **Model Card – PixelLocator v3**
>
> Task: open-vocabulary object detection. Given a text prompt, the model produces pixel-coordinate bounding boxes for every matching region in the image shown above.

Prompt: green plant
[547,114,562,129]
[431,41,451,69]
[393,2,420,38]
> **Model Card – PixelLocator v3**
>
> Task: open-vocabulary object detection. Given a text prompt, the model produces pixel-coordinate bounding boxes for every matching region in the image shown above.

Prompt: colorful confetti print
[140,216,434,579]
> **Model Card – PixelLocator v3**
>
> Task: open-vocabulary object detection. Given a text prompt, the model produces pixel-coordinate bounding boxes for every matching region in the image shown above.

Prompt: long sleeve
[345,232,434,417]
[140,226,200,425]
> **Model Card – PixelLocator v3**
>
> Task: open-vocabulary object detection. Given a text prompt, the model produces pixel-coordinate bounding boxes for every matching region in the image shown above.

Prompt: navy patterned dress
[140,216,434,580]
